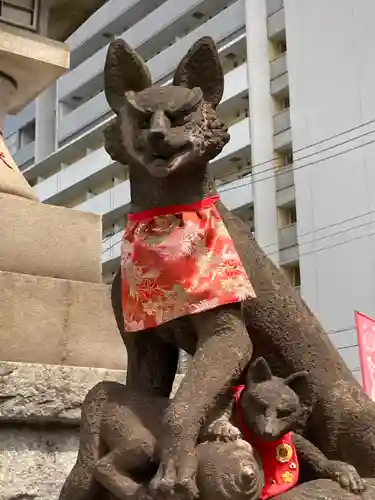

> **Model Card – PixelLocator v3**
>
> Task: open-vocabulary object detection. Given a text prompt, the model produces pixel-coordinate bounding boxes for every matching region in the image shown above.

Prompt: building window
[280,96,290,110]
[279,151,293,166]
[0,0,40,31]
[273,95,290,115]
[278,205,297,227]
[282,264,301,288]
[276,39,287,56]
[20,120,35,148]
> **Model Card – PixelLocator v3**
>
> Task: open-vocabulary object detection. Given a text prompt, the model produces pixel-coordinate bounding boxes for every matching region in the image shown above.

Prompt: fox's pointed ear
[284,371,314,407]
[104,39,152,114]
[173,37,223,108]
[246,357,273,386]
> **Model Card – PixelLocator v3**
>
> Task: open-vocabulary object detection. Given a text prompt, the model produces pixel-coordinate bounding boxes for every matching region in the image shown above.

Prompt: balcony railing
[13,141,35,169]
[270,52,288,97]
[30,63,248,197]
[267,0,283,16]
[267,5,285,40]
[279,222,297,249]
[275,163,294,191]
[60,0,226,101]
[273,108,291,135]
[57,0,245,144]
[270,52,287,80]
[67,0,167,68]
[35,147,118,204]
[58,0,244,106]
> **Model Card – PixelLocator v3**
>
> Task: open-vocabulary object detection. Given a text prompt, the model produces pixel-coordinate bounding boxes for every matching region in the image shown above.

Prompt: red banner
[355,311,375,400]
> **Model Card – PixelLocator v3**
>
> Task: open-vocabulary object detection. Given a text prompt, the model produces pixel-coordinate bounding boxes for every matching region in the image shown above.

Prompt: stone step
[0,270,124,369]
[0,193,102,283]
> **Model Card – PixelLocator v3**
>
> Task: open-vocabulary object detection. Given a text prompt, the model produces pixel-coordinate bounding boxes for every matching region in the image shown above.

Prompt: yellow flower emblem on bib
[281,471,294,483]
[276,443,293,463]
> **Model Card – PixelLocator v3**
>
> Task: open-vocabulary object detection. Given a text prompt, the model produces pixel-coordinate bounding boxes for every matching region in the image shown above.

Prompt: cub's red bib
[232,385,299,500]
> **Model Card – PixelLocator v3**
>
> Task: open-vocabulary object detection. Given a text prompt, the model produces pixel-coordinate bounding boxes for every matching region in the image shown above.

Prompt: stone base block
[1,427,79,500]
[0,193,102,283]
[0,362,183,500]
[0,361,126,424]
[0,270,124,369]
[0,362,125,500]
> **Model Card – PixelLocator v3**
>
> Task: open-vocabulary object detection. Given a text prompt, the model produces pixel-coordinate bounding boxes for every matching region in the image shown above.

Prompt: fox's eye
[168,113,191,126]
[246,396,267,413]
[139,115,151,128]
[277,408,291,418]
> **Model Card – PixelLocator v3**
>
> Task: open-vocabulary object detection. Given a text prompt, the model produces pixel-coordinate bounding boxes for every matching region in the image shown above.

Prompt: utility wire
[102,210,375,256]
[101,122,375,248]
[99,117,375,245]
[219,115,375,175]
[101,213,375,266]
[101,134,375,255]
[219,133,375,193]
[268,221,375,260]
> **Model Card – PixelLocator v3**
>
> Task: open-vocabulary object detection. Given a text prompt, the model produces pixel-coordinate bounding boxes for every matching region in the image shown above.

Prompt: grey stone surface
[0,361,184,500]
[0,427,79,500]
[0,361,126,424]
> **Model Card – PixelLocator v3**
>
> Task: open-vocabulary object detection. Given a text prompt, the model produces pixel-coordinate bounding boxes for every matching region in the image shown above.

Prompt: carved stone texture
[0,362,122,500]
[0,362,126,424]
[57,371,372,500]
[103,35,375,483]
[0,361,184,424]
[0,362,184,500]
[58,380,264,500]
[0,426,79,500]
[276,479,375,500]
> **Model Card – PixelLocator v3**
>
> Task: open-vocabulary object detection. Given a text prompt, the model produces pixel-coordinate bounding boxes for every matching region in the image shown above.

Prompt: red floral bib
[121,196,256,332]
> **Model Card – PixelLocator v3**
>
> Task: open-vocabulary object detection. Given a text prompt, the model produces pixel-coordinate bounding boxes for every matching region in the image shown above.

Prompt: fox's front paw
[324,460,365,494]
[205,419,242,443]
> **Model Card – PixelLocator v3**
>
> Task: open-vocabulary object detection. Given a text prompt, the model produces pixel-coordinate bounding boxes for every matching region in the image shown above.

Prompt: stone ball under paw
[196,439,264,500]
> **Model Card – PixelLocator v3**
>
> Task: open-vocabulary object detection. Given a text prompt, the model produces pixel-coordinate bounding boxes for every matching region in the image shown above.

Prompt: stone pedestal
[0,362,125,500]
[0,193,103,283]
[0,362,183,500]
[0,4,126,500]
[0,270,124,368]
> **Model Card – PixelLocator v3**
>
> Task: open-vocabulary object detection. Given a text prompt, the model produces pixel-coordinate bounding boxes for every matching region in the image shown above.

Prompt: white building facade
[5,0,375,382]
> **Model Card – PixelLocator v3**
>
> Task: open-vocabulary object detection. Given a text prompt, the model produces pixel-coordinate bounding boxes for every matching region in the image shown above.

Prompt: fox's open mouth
[149,145,194,177]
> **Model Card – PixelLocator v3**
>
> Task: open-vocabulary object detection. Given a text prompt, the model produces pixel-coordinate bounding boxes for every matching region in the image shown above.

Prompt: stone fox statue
[205,357,364,499]
[105,36,254,499]
[58,358,364,500]
[105,35,375,494]
[58,379,262,500]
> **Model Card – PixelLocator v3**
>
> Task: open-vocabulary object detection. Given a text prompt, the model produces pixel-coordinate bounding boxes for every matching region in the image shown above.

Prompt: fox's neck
[129,164,217,213]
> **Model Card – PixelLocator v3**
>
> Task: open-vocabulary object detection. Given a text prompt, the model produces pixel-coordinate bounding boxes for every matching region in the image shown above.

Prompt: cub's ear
[246,357,273,386]
[284,371,314,407]
[173,36,224,109]
[104,39,152,114]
